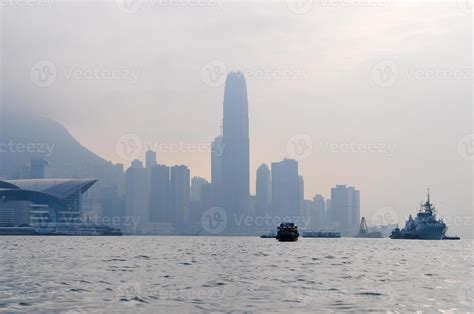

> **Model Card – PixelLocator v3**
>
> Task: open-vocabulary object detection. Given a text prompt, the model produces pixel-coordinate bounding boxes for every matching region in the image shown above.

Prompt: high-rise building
[298,175,305,215]
[31,157,48,179]
[271,159,299,219]
[191,177,209,203]
[146,150,157,169]
[145,149,157,210]
[211,135,224,206]
[200,182,213,212]
[312,194,326,228]
[222,72,250,219]
[255,164,271,216]
[170,165,190,230]
[125,159,147,233]
[149,165,170,223]
[330,185,360,232]
[326,199,332,223]
[348,186,360,228]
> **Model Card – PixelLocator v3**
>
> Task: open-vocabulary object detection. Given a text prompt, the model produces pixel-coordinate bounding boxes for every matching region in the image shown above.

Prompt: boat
[442,235,461,240]
[390,189,447,240]
[260,231,277,238]
[302,231,341,238]
[276,223,299,242]
[0,224,123,236]
[355,217,383,238]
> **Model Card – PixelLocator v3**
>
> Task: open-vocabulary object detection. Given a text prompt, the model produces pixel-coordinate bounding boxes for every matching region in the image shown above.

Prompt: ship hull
[276,231,299,242]
[303,231,341,238]
[277,236,298,242]
[391,225,446,240]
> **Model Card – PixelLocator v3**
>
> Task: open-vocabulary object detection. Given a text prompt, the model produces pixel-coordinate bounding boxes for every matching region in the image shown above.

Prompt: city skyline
[0,2,472,312]
[114,71,362,234]
[1,1,471,235]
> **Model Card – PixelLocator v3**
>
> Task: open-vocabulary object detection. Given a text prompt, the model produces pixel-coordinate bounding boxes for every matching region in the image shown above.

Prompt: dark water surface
[0,237,472,313]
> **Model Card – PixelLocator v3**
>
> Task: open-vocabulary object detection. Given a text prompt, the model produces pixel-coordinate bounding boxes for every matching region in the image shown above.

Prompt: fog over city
[1,0,472,236]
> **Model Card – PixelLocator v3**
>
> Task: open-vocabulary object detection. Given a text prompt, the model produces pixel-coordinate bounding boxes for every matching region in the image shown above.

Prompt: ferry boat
[276,223,299,242]
[390,190,447,240]
[0,224,122,236]
[260,231,277,238]
[302,231,341,238]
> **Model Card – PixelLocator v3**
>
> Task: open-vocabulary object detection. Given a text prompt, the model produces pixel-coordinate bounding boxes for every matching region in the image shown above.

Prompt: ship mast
[424,188,434,213]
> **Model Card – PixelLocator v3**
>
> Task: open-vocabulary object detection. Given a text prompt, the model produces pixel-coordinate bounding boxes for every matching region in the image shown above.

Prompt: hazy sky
[1,1,472,234]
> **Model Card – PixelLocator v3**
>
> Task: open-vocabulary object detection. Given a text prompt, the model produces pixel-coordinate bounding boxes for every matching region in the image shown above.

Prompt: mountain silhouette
[0,107,116,183]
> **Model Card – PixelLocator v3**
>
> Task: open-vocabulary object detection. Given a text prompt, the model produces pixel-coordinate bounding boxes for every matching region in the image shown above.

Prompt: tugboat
[276,223,299,242]
[355,217,383,238]
[390,189,447,240]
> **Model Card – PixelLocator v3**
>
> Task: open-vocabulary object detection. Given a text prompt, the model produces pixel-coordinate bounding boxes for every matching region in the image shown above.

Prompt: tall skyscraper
[330,185,360,232]
[191,177,209,203]
[298,175,305,215]
[271,159,299,219]
[326,199,332,223]
[146,149,157,169]
[312,194,326,228]
[125,159,147,233]
[255,163,271,216]
[222,72,250,219]
[149,165,170,223]
[211,135,224,206]
[348,186,360,228]
[145,149,157,224]
[170,165,190,230]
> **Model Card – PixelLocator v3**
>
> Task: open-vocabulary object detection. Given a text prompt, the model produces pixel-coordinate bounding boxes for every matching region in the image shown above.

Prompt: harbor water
[0,237,472,312]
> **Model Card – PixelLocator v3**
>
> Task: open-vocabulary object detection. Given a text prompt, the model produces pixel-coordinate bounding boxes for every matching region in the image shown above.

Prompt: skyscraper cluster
[2,74,361,235]
[118,71,361,234]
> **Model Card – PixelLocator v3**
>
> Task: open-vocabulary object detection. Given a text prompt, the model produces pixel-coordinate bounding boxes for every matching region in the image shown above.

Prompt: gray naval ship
[391,190,447,240]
